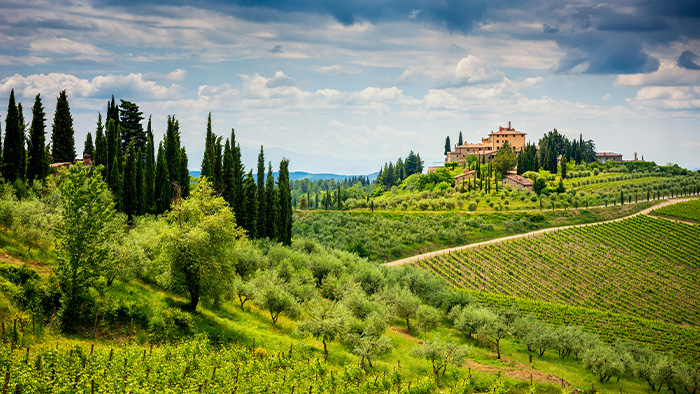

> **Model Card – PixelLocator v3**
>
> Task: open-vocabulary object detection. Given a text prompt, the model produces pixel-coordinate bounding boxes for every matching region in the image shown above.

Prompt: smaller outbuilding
[502,174,534,192]
[454,170,477,186]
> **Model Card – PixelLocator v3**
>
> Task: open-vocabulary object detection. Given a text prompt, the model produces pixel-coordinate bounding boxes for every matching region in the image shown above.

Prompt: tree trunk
[188,291,199,311]
[323,339,328,362]
[406,316,411,332]
[360,355,365,372]
[496,338,501,359]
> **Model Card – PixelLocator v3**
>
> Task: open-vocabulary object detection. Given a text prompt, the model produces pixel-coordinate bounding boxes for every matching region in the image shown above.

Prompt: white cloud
[0,72,181,100]
[313,64,362,76]
[29,37,111,61]
[682,141,700,148]
[614,61,700,87]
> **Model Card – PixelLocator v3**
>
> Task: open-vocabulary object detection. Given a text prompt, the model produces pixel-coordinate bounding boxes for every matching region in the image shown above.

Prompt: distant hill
[190,170,379,182]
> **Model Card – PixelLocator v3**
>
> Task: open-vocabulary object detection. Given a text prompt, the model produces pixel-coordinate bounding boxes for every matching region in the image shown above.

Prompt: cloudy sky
[1,0,699,173]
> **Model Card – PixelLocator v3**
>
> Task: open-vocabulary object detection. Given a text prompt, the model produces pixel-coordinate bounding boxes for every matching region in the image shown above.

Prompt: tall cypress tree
[106,95,119,129]
[265,162,278,240]
[122,141,137,218]
[83,132,94,158]
[27,93,47,183]
[109,152,122,212]
[180,146,189,199]
[243,170,258,238]
[213,137,222,193]
[201,112,213,179]
[277,158,292,246]
[3,89,23,182]
[458,131,463,146]
[105,119,117,182]
[231,129,244,215]
[144,132,156,214]
[51,90,76,163]
[165,115,181,196]
[222,139,234,206]
[17,103,26,181]
[94,114,106,167]
[119,100,145,153]
[154,142,170,214]
[256,146,266,239]
[136,149,145,216]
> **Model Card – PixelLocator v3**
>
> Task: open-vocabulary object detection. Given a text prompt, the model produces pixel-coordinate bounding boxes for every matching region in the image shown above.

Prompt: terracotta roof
[49,162,72,168]
[595,152,622,157]
[504,174,534,185]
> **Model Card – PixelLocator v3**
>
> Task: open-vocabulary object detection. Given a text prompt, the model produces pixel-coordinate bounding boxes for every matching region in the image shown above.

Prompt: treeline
[199,113,292,245]
[292,176,370,210]
[0,89,77,187]
[376,150,424,189]
[533,129,596,174]
[92,98,189,217]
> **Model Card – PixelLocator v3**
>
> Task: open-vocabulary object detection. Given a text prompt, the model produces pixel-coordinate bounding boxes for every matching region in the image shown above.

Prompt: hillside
[409,214,700,363]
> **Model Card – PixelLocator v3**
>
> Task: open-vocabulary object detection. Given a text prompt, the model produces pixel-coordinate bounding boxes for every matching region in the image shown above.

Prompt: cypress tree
[122,141,137,218]
[243,170,258,238]
[231,129,244,212]
[83,132,94,158]
[213,137,222,193]
[165,115,181,195]
[136,149,145,216]
[180,146,189,199]
[201,112,213,179]
[561,156,567,180]
[94,114,106,168]
[3,89,23,182]
[336,185,342,209]
[17,103,26,181]
[222,139,234,206]
[27,93,47,183]
[444,136,451,155]
[256,146,266,239]
[50,90,76,163]
[119,100,145,153]
[277,158,292,246]
[109,152,122,211]
[265,162,278,240]
[105,119,117,182]
[106,95,119,128]
[144,132,156,213]
[458,131,463,146]
[154,142,170,214]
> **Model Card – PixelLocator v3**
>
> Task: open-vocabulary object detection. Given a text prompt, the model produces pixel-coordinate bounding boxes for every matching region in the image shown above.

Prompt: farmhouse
[502,174,534,192]
[595,152,623,164]
[446,122,526,165]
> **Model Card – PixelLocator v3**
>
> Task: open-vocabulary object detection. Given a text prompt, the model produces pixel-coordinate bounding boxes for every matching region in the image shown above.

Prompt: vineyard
[468,290,700,365]
[0,337,435,394]
[651,198,700,223]
[409,215,700,361]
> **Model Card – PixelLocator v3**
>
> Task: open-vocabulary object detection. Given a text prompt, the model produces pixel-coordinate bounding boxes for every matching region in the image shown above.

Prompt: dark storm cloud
[39,0,700,75]
[678,51,700,70]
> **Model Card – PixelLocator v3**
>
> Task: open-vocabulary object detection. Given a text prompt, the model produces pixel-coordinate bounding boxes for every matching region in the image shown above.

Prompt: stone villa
[446,122,526,165]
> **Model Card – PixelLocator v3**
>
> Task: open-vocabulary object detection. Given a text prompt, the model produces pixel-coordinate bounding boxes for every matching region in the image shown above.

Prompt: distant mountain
[189,170,379,182]
[691,167,700,172]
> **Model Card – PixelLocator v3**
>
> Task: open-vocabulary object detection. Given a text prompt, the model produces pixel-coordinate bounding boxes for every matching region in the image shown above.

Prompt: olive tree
[296,300,347,362]
[410,336,470,386]
[161,177,245,311]
[253,269,299,324]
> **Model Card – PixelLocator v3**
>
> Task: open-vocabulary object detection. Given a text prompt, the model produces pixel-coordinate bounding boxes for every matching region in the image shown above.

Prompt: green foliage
[50,90,76,164]
[410,335,470,386]
[493,141,517,176]
[27,94,47,183]
[3,89,25,182]
[160,177,245,310]
[118,100,146,152]
[55,165,116,332]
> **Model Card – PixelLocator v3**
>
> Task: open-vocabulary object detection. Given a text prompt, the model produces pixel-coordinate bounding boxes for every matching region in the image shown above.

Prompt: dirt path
[385,196,698,267]
[464,356,572,387]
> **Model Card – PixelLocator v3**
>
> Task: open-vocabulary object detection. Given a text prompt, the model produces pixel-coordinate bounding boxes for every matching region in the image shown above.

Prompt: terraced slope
[410,215,700,326]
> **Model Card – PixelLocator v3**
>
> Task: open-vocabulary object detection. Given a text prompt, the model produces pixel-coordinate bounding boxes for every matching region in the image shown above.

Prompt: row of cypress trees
[89,97,189,218]
[1,89,76,186]
[199,113,292,246]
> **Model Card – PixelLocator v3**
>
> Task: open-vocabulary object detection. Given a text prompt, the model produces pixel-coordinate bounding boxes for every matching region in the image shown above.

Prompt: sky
[1,0,699,174]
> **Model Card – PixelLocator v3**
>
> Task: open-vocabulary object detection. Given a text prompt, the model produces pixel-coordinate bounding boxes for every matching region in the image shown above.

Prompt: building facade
[446,122,526,165]
[502,174,534,192]
[595,152,623,164]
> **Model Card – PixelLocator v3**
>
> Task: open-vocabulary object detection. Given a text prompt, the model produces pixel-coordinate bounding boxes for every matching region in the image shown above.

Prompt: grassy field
[294,201,657,261]
[650,197,700,223]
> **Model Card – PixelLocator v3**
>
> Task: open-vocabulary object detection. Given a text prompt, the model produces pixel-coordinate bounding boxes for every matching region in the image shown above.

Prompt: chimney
[634,152,638,161]
[508,121,511,129]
